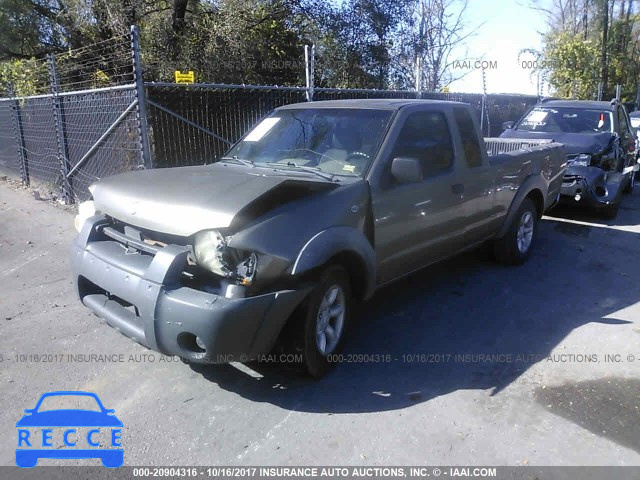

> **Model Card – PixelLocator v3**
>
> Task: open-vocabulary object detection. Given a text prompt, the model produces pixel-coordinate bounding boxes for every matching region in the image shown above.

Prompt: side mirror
[502,121,514,130]
[391,157,422,183]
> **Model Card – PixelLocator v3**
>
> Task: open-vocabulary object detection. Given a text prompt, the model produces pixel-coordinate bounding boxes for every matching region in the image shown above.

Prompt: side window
[618,107,630,135]
[453,107,483,167]
[391,111,454,180]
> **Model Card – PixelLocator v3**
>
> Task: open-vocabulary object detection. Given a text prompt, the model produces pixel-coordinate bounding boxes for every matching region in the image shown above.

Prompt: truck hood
[500,129,614,156]
[90,164,336,236]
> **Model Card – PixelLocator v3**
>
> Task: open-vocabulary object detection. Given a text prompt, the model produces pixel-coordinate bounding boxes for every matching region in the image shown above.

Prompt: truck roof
[538,99,618,110]
[276,98,468,110]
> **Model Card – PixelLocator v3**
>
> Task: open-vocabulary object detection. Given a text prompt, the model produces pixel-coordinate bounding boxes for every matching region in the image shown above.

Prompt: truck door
[371,109,466,285]
[451,106,499,241]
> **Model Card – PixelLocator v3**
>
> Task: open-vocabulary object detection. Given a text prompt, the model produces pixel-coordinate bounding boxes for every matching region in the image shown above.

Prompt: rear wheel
[493,198,538,265]
[291,265,351,378]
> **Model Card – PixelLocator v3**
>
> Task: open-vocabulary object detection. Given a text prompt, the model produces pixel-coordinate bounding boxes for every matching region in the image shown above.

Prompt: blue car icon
[16,391,123,468]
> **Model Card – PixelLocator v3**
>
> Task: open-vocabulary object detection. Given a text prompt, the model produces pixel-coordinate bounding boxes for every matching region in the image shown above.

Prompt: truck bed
[483,137,566,214]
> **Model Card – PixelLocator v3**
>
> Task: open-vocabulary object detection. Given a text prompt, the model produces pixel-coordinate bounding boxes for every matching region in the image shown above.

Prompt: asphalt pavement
[0,178,639,466]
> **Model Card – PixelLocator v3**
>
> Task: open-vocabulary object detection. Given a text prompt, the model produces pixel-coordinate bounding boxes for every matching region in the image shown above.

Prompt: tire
[493,198,538,265]
[601,202,619,219]
[291,265,352,378]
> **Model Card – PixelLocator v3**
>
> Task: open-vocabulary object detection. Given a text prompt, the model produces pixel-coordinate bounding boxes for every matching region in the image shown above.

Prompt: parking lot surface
[0,179,639,466]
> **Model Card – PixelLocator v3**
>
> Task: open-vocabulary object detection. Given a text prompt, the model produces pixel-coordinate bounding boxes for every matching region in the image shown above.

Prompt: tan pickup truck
[71,99,566,377]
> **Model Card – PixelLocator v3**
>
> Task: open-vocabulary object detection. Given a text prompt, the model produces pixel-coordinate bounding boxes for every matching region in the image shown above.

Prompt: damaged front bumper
[70,216,310,363]
[559,163,637,208]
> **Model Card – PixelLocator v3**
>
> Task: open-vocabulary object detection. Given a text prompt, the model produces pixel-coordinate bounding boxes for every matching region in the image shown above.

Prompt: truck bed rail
[484,138,553,155]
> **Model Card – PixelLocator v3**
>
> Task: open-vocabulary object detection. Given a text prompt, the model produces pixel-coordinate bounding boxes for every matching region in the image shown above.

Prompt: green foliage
[0,0,470,91]
[541,32,600,98]
[535,0,640,102]
[0,58,47,96]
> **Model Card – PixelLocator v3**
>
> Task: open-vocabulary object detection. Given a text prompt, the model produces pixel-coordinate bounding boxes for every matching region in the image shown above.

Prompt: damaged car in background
[71,99,566,378]
[501,98,639,218]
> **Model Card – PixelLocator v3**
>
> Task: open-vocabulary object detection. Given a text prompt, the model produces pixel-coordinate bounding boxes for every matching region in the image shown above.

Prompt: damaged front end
[560,134,636,209]
[71,165,375,363]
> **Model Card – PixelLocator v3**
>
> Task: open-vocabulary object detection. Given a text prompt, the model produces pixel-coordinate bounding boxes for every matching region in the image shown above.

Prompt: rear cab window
[453,107,483,167]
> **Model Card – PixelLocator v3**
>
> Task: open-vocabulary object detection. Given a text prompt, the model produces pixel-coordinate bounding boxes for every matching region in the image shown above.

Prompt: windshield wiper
[265,162,336,181]
[220,156,254,166]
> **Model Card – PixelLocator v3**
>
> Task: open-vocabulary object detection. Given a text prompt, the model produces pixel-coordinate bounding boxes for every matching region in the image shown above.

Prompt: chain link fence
[146,85,538,168]
[146,84,309,167]
[0,27,540,202]
[0,31,144,202]
[0,100,22,179]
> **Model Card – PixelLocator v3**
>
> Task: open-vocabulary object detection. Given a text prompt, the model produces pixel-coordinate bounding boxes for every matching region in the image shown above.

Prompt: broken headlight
[74,200,96,232]
[570,154,592,167]
[192,229,257,285]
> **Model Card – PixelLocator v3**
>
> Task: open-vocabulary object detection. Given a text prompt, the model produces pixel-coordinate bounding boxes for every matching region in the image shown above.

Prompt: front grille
[101,217,191,254]
[97,217,224,295]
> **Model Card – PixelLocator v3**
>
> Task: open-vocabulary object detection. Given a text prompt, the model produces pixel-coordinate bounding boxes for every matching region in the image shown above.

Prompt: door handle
[451,183,464,195]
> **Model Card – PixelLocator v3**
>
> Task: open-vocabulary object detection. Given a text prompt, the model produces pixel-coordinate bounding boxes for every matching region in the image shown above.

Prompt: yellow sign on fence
[174,70,195,84]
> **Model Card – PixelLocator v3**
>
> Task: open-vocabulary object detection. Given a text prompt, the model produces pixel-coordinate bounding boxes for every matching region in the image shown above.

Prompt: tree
[537,31,600,98]
[529,0,640,101]
[0,0,477,91]
[600,0,609,93]
[389,0,477,91]
[308,0,412,89]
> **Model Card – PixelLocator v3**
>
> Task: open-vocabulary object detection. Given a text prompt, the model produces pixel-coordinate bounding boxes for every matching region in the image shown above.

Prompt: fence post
[414,53,421,99]
[48,54,74,204]
[8,86,29,185]
[304,44,315,102]
[480,67,487,136]
[131,25,153,169]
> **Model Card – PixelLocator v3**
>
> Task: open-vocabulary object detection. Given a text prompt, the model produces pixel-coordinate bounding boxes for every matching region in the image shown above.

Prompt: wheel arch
[525,188,545,219]
[496,176,546,238]
[291,226,376,301]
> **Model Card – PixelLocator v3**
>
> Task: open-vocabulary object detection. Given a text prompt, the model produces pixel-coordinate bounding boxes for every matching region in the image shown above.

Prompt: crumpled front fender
[291,226,376,300]
[226,180,375,297]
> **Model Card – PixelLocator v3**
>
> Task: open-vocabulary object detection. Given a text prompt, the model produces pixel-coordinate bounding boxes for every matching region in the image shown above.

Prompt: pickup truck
[71,99,566,377]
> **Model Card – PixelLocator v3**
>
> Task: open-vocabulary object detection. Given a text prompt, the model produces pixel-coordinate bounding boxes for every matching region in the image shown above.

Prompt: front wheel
[493,198,538,265]
[292,265,352,378]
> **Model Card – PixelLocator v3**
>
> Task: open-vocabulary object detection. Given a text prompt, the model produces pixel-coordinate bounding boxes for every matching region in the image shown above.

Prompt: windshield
[516,107,614,134]
[224,108,393,177]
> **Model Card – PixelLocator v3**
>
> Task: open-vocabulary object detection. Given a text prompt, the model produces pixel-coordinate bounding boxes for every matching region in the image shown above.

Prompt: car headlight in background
[192,229,257,285]
[570,154,592,167]
[74,200,96,232]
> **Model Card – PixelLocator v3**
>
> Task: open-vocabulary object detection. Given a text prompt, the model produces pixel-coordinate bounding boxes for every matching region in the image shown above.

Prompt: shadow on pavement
[535,377,640,454]
[189,215,637,415]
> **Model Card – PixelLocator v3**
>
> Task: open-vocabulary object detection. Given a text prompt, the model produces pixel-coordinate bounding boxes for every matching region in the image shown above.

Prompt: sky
[446,0,550,95]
